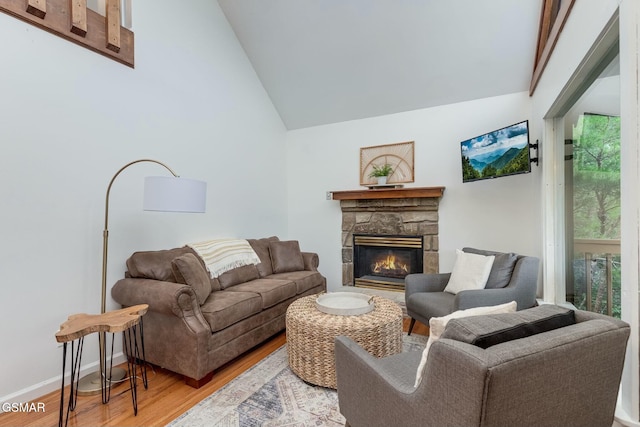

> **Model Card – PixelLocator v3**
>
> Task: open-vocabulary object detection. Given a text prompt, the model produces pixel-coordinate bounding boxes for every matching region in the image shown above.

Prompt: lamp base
[76,367,127,396]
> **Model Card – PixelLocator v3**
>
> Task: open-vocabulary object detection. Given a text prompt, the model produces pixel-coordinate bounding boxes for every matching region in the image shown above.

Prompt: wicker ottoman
[286,294,403,389]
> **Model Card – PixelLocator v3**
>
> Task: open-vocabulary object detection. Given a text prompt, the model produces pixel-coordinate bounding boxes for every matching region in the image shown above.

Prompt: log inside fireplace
[353,234,424,291]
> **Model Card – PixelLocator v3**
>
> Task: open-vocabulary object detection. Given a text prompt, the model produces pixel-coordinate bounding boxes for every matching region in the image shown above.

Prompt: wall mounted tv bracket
[529,140,540,166]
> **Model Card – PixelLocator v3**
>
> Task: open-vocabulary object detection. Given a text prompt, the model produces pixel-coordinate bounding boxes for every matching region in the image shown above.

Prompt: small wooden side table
[55,304,149,427]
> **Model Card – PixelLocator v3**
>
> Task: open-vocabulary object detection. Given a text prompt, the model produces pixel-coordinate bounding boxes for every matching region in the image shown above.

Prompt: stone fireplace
[332,187,445,291]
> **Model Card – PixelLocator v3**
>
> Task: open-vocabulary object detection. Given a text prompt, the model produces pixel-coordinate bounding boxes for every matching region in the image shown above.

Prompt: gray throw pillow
[463,248,518,288]
[441,305,576,349]
[471,309,575,348]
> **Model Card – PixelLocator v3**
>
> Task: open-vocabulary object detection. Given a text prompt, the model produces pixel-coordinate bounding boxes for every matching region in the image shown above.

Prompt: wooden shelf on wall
[0,0,134,67]
[331,186,445,201]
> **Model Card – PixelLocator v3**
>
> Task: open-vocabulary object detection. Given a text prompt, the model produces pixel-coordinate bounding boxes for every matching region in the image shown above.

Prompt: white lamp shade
[143,176,207,213]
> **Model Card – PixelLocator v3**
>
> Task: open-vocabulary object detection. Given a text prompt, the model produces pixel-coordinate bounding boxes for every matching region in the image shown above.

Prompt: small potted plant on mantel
[369,163,394,185]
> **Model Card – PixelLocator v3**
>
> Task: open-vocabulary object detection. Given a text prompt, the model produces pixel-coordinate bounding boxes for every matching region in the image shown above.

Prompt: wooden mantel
[331,186,445,201]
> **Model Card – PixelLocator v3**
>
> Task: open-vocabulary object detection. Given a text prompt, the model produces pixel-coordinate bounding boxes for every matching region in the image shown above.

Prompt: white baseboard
[615,392,640,427]
[0,352,126,410]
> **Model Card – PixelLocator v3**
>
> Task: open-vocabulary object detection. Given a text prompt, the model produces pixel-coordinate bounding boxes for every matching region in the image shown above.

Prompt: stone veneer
[340,197,441,286]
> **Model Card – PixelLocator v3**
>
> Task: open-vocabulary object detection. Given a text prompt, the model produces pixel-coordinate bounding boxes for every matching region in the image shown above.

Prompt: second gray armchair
[335,306,629,427]
[405,247,539,334]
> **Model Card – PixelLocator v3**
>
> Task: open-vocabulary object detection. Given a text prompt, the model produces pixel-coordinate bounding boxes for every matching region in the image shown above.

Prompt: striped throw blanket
[188,239,261,278]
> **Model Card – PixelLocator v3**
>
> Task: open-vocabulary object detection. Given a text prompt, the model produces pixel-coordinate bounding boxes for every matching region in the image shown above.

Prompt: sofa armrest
[301,252,319,271]
[405,273,450,298]
[335,336,428,427]
[335,336,415,396]
[111,278,208,323]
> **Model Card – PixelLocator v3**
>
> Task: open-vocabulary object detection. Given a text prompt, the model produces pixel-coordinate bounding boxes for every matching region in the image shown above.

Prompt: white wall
[0,0,287,401]
[286,91,541,292]
[530,0,640,423]
[530,1,620,120]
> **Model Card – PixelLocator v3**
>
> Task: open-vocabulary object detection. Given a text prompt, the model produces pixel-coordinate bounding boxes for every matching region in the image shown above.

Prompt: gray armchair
[335,306,630,427]
[405,247,539,334]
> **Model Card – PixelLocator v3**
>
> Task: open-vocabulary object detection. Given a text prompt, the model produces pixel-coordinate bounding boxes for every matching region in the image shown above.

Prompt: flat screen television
[461,120,531,183]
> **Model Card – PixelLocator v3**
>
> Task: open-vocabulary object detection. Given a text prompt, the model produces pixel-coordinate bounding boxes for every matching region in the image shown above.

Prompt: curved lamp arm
[101,159,179,314]
[82,159,204,398]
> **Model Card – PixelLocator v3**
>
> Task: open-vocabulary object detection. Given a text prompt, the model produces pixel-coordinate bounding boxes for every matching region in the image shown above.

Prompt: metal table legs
[58,319,147,427]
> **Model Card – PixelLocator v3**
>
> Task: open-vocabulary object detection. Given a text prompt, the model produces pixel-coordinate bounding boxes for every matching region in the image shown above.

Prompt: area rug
[167,334,427,427]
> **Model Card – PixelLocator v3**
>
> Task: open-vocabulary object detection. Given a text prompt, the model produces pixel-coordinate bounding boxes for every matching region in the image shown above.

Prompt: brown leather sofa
[111,236,326,387]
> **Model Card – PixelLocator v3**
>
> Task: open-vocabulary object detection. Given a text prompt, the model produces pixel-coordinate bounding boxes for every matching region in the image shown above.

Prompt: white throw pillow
[443,249,495,294]
[413,301,517,387]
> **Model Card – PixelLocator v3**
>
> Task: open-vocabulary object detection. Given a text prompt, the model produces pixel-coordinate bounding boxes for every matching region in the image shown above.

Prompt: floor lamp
[77,159,207,396]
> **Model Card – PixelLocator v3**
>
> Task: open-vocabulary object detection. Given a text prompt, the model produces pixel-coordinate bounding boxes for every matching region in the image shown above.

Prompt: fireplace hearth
[353,235,423,290]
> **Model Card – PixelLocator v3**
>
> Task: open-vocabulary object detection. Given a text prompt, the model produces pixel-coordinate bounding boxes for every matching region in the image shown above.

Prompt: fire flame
[372,255,409,274]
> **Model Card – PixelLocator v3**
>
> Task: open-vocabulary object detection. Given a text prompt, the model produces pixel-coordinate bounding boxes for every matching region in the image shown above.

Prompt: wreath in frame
[360,141,415,186]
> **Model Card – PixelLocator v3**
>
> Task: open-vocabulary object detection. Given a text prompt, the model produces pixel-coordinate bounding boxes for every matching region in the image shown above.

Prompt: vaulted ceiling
[218,0,543,130]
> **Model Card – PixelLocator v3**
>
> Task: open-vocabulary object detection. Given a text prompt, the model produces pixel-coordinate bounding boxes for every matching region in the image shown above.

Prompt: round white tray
[315,292,375,316]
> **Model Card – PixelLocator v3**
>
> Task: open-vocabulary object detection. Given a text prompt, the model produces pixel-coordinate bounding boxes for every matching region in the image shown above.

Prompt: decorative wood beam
[70,0,87,37]
[534,0,554,66]
[530,0,575,95]
[0,0,134,67]
[26,0,45,19]
[105,0,120,53]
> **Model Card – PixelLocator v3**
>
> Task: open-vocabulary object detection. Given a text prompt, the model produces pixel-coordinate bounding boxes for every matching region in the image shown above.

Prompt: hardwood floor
[0,318,428,427]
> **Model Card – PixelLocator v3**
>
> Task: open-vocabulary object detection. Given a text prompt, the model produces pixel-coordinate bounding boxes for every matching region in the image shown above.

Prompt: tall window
[564,56,620,317]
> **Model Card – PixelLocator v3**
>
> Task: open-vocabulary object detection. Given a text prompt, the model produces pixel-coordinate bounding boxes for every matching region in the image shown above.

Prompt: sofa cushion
[270,240,305,274]
[463,248,518,289]
[268,271,325,294]
[218,264,260,290]
[171,253,212,305]
[414,301,517,388]
[200,291,262,333]
[248,236,280,277]
[441,304,576,349]
[126,247,193,282]
[444,249,495,294]
[225,278,297,309]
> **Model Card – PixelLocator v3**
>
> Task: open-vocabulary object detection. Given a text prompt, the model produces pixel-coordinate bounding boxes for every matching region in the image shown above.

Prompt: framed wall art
[360,141,415,186]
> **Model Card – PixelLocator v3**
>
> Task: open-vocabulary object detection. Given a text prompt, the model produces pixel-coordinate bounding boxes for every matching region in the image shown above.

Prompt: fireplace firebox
[353,234,423,291]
